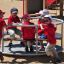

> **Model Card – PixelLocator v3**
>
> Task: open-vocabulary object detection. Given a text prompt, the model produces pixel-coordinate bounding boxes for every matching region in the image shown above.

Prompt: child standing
[0,10,6,46]
[22,14,35,52]
[40,15,61,63]
[38,9,49,50]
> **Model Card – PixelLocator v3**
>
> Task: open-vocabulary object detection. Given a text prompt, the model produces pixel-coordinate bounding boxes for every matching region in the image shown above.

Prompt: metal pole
[43,0,45,9]
[60,0,63,18]
[23,0,28,14]
[23,0,24,15]
[35,25,38,54]
[2,27,4,52]
[61,23,63,49]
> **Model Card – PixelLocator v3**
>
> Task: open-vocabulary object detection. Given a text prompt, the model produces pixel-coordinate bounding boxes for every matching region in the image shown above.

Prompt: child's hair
[22,14,30,19]
[10,8,18,13]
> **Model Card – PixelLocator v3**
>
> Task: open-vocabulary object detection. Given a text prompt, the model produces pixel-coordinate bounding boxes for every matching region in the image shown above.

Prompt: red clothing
[43,23,56,45]
[46,0,56,6]
[0,18,6,38]
[7,16,20,29]
[38,19,44,35]
[22,21,35,40]
[22,21,34,25]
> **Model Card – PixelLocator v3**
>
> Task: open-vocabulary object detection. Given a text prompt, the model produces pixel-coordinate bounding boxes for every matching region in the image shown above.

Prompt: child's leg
[45,43,61,62]
[30,41,34,52]
[50,46,61,62]
[8,29,15,45]
[12,28,21,38]
[45,43,58,57]
[45,43,52,56]
[0,39,1,46]
[24,41,29,52]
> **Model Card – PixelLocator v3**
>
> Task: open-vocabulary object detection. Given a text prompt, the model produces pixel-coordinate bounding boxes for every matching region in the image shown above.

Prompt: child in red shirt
[0,10,6,46]
[22,14,35,52]
[38,9,49,37]
[41,15,61,63]
[37,9,49,50]
[7,8,21,36]
[7,8,22,47]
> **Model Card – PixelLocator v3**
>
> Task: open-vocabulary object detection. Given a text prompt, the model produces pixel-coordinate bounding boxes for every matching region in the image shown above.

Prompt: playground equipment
[45,0,63,18]
[22,0,63,17]
[0,17,63,57]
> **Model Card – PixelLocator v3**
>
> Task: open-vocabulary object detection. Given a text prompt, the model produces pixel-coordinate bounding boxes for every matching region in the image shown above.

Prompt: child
[7,8,22,47]
[38,9,49,36]
[35,9,49,17]
[22,14,35,52]
[0,10,6,46]
[7,7,21,37]
[41,15,61,63]
[38,9,49,50]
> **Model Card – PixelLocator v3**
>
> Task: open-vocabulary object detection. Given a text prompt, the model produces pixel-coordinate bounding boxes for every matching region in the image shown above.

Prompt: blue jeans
[39,34,46,39]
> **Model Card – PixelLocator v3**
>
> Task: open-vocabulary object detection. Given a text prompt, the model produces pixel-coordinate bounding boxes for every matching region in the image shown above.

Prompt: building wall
[27,0,43,14]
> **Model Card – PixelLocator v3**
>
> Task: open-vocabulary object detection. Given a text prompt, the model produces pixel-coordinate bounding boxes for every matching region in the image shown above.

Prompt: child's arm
[53,24,57,31]
[40,24,44,30]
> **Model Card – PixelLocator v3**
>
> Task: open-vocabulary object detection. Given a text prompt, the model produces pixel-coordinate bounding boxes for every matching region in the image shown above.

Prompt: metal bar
[61,23,63,48]
[4,17,64,23]
[2,27,4,52]
[60,0,63,18]
[35,25,38,54]
[12,24,38,27]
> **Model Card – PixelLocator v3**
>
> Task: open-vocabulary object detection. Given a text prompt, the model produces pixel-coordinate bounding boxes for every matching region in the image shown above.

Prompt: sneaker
[30,46,34,52]
[52,57,61,63]
[8,43,12,47]
[55,57,61,63]
[25,46,29,52]
[20,41,25,47]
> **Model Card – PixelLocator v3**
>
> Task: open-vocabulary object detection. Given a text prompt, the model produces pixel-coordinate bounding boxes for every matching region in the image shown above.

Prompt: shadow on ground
[1,52,64,64]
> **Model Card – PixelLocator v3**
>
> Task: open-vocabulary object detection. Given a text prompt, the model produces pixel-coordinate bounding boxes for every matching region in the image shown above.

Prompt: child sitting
[22,14,35,52]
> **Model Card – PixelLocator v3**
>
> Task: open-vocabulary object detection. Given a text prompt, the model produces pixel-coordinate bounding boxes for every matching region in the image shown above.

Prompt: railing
[1,17,64,54]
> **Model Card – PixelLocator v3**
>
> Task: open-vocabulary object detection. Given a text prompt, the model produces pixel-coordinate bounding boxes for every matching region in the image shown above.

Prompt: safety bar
[2,24,38,54]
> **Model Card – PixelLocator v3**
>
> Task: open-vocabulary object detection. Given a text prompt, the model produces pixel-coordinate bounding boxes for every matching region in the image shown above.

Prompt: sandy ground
[0,0,64,64]
[0,0,23,18]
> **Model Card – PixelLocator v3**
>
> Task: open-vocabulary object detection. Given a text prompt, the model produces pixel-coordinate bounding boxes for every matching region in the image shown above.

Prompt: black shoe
[20,41,25,47]
[8,43,12,51]
[55,57,61,63]
[30,46,34,52]
[51,57,61,63]
[25,46,29,52]
[8,43,12,47]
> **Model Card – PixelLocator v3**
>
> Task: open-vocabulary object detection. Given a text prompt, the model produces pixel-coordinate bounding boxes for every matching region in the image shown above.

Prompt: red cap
[0,10,5,14]
[22,14,30,19]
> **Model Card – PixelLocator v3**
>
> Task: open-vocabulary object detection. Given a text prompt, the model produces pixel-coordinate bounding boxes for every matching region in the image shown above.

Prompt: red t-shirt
[22,21,35,40]
[7,16,20,29]
[38,19,44,35]
[0,18,6,38]
[43,23,56,45]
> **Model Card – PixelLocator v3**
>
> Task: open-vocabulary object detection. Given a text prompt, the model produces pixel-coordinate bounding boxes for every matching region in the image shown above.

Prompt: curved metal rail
[1,17,64,56]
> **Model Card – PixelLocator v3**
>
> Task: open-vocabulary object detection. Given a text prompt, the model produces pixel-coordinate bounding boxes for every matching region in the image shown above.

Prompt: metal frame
[1,17,64,56]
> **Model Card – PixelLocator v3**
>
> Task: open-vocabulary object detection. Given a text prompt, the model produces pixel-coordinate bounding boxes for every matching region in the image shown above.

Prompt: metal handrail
[2,17,64,53]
